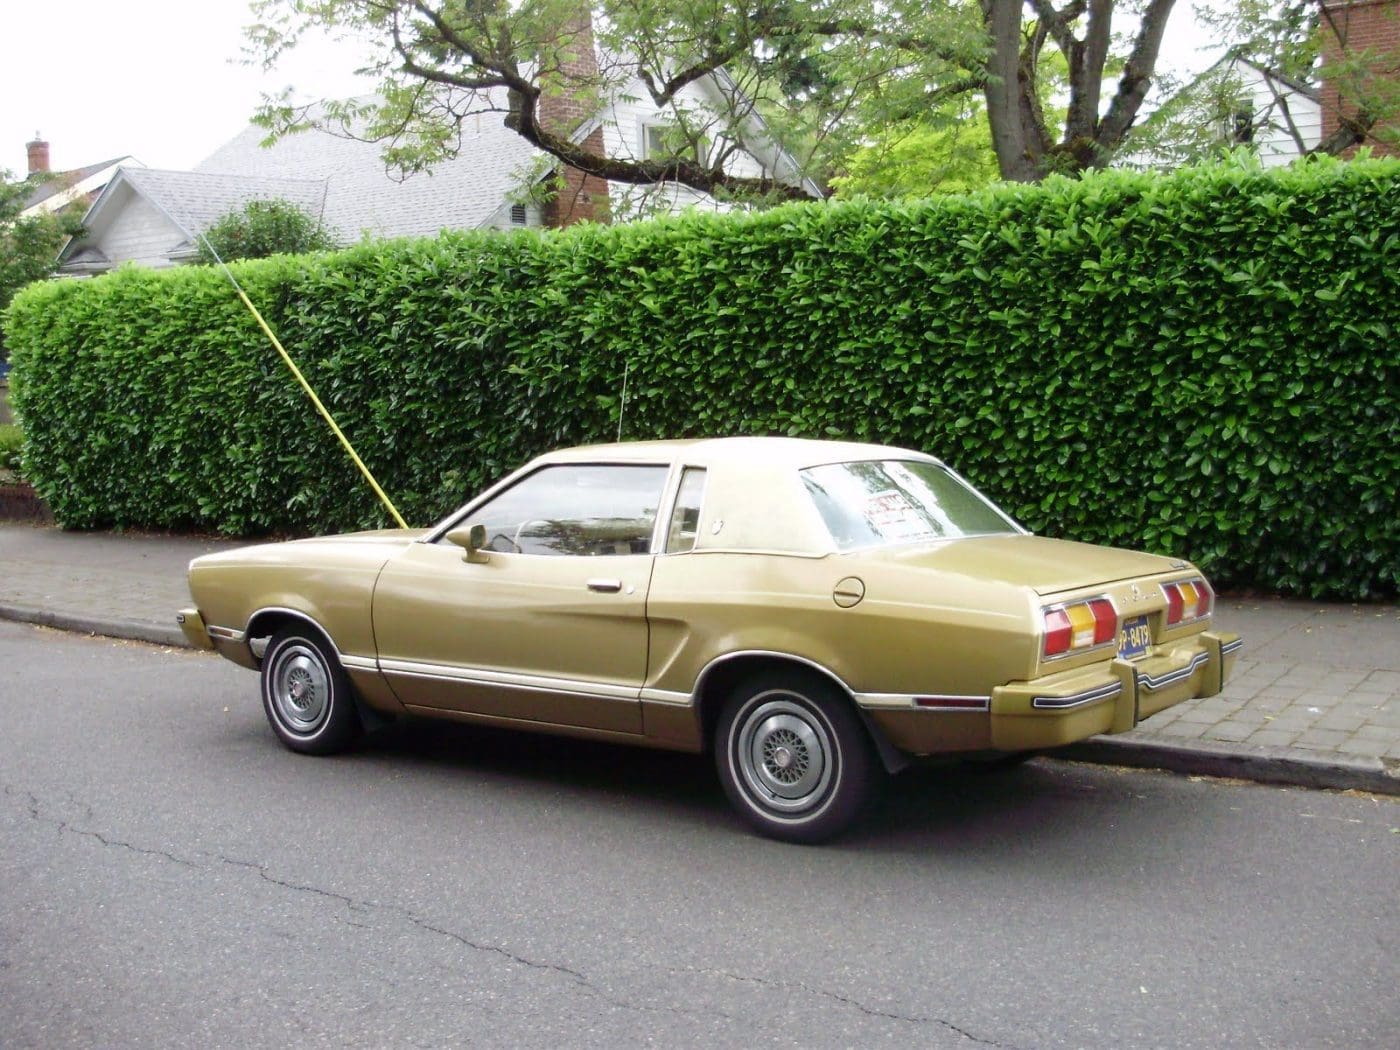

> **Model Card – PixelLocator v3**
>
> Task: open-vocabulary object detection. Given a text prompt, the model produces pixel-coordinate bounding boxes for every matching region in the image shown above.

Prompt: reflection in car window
[802,460,1017,551]
[666,468,706,553]
[463,465,669,556]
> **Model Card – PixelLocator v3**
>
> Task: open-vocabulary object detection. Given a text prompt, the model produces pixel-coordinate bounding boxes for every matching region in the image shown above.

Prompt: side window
[461,464,669,556]
[665,468,707,553]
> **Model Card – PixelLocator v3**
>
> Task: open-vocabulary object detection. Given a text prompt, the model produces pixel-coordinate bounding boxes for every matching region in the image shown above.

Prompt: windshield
[801,460,1019,551]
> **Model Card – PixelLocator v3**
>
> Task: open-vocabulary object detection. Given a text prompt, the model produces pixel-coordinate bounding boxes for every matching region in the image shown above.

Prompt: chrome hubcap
[735,695,834,814]
[270,644,330,734]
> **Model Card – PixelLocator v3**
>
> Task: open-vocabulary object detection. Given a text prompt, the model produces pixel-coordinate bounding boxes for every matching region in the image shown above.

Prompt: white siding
[1237,66,1322,166]
[597,75,801,217]
[93,184,186,269]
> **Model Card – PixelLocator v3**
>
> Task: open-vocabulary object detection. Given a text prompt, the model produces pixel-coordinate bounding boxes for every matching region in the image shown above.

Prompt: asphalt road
[2,621,1396,1049]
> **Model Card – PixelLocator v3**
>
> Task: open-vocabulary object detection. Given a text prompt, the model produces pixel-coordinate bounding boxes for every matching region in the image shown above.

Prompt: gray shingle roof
[119,167,330,244]
[194,102,540,241]
[22,156,132,209]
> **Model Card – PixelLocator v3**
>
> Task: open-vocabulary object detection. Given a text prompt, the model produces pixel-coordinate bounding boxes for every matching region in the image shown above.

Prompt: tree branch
[1096,0,1178,156]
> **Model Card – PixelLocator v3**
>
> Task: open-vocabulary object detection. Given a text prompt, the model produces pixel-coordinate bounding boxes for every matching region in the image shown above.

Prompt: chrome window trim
[422,459,674,555]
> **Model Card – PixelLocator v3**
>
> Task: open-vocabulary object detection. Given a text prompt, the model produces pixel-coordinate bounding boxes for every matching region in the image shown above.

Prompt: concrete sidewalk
[3,521,1397,795]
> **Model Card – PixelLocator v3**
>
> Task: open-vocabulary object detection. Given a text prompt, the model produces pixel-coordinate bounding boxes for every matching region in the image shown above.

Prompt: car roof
[527,437,944,556]
[536,436,939,470]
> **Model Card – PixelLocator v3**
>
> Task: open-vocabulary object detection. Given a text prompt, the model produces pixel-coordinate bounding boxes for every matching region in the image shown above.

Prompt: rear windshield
[801,460,1018,551]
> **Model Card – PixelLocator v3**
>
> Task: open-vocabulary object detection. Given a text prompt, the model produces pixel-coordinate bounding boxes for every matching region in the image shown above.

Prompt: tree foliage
[1,170,83,357]
[194,197,338,264]
[245,2,1400,201]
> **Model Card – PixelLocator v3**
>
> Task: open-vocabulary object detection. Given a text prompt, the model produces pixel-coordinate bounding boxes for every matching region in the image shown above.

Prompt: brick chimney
[538,8,610,227]
[1321,1,1400,157]
[26,132,50,175]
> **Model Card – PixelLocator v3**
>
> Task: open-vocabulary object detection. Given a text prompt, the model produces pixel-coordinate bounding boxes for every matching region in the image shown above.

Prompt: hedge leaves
[6,158,1398,598]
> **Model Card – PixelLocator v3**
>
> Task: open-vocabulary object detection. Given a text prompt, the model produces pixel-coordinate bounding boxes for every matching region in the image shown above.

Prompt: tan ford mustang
[181,437,1240,842]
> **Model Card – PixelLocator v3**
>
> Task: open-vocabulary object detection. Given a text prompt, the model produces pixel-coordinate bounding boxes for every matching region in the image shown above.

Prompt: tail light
[1162,577,1214,626]
[1042,597,1117,658]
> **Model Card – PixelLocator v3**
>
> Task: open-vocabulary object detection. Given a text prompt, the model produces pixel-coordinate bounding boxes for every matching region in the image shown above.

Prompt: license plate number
[1119,615,1151,660]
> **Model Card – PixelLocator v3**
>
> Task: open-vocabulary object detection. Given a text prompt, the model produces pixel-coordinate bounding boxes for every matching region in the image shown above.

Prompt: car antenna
[197,234,410,530]
[617,358,630,443]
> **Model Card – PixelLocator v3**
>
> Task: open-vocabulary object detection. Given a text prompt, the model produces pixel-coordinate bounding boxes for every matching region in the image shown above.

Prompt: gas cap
[833,576,865,608]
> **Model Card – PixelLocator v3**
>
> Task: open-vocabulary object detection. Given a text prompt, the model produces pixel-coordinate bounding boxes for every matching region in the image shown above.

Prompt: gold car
[180,437,1240,842]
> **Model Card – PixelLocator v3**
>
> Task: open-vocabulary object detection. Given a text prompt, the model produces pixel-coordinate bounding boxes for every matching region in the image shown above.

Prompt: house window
[1232,106,1255,144]
[510,204,528,225]
[642,123,673,160]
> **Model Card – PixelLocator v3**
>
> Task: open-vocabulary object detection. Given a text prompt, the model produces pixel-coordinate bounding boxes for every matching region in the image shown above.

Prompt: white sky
[2,1,1221,179]
[1,0,374,176]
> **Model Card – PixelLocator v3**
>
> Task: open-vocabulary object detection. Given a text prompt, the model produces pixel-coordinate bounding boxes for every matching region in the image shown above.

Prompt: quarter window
[665,468,707,553]
[802,460,1018,551]
[461,465,669,556]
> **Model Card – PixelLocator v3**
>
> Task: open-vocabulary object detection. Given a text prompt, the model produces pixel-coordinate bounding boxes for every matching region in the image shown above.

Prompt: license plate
[1118,615,1151,660]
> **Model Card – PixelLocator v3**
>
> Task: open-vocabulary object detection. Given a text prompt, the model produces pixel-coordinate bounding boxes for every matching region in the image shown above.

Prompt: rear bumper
[865,630,1241,755]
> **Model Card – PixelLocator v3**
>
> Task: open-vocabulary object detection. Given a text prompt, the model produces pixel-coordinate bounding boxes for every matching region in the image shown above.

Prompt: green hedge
[6,159,1399,598]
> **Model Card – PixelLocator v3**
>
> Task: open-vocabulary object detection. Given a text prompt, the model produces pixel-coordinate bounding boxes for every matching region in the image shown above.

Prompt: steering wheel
[512,519,553,553]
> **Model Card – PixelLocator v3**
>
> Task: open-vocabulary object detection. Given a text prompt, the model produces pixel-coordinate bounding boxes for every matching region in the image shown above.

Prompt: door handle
[587,578,623,593]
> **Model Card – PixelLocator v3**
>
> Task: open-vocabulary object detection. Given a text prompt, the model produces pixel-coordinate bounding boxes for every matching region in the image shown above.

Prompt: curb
[0,603,189,650]
[1059,736,1400,797]
[5,603,1398,798]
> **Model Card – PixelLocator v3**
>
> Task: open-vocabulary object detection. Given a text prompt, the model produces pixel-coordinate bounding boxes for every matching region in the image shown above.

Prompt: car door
[371,462,670,735]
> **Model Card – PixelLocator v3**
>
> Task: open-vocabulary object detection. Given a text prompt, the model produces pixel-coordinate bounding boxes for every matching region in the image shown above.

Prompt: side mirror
[446,522,489,563]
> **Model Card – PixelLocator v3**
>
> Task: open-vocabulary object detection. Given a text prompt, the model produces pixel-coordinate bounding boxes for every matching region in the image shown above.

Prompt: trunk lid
[862,534,1183,595]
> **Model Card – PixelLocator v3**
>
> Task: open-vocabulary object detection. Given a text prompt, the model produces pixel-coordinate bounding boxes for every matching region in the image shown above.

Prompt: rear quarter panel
[645,551,1035,697]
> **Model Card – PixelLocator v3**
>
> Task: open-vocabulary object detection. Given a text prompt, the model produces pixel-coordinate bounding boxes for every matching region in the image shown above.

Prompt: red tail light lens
[1088,598,1117,645]
[1042,598,1117,658]
[1043,607,1072,657]
[1162,577,1213,626]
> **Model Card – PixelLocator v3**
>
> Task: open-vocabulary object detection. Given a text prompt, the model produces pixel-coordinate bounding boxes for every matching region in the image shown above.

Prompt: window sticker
[862,489,938,542]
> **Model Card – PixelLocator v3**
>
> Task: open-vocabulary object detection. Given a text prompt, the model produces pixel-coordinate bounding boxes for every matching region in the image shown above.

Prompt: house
[56,17,819,276]
[1125,53,1323,169]
[18,134,138,219]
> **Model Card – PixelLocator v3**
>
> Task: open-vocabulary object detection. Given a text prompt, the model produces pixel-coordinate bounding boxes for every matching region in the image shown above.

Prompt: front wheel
[715,672,880,843]
[260,626,363,755]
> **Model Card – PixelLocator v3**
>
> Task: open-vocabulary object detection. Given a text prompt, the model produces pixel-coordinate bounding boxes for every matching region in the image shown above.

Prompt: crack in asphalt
[677,965,1017,1047]
[7,783,951,1038]
[6,785,198,868]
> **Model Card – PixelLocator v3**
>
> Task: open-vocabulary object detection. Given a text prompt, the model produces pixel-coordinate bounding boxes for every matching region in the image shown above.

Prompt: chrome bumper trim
[1030,681,1123,710]
[1137,652,1210,692]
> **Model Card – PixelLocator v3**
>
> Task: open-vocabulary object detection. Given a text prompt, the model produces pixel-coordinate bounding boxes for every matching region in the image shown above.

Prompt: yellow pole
[198,229,409,530]
[230,287,409,529]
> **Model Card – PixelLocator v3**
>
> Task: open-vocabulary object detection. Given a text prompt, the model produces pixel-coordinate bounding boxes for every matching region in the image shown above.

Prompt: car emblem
[1130,583,1143,601]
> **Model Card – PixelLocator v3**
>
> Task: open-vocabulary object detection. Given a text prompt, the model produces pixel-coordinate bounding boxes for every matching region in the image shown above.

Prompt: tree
[832,108,1001,197]
[246,1,984,201]
[1,171,83,359]
[193,198,338,264]
[245,2,1394,203]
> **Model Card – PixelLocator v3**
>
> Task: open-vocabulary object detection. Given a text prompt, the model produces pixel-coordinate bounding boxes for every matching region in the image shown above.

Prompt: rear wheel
[715,671,879,843]
[260,626,362,755]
